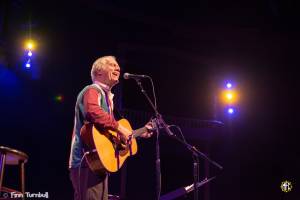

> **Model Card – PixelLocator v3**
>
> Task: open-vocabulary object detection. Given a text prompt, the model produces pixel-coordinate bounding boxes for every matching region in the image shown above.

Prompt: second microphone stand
[134,78,223,200]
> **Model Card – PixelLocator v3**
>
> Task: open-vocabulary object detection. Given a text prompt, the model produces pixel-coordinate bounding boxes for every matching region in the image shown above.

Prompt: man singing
[69,56,152,200]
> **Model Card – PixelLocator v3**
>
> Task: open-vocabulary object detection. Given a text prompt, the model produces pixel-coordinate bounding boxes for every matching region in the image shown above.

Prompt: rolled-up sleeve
[83,88,118,130]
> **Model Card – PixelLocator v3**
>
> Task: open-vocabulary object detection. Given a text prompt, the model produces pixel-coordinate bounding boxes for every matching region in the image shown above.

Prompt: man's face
[99,58,120,86]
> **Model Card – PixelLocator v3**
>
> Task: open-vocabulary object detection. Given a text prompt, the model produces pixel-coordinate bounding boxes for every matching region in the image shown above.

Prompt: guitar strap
[125,133,132,156]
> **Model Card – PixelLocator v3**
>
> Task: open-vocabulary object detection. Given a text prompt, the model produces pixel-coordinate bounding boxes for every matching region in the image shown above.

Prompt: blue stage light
[27,51,33,57]
[25,63,31,68]
[226,82,232,89]
[227,108,234,114]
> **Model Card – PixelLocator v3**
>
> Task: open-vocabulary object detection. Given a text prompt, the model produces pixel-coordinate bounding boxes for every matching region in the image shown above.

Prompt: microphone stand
[135,78,162,200]
[134,78,223,200]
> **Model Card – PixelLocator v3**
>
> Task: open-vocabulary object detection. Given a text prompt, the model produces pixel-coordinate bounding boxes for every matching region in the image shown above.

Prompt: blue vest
[69,84,110,168]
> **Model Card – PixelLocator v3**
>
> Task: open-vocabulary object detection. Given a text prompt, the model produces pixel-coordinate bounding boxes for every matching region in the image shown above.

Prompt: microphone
[123,72,149,80]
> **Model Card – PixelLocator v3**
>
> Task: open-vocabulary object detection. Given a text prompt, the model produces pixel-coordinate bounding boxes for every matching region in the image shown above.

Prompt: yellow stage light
[24,40,36,50]
[226,93,233,100]
[27,43,33,49]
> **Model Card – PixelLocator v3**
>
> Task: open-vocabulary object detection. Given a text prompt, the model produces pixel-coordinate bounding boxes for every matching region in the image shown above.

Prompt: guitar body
[80,119,138,175]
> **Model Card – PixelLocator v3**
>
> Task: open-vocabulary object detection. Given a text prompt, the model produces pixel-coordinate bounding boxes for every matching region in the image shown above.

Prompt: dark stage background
[0,0,299,199]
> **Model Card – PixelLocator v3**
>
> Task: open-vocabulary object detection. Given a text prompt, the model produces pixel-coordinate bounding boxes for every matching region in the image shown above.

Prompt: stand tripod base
[159,177,216,200]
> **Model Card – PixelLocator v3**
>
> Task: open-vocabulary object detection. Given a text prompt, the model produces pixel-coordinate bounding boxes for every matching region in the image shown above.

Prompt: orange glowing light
[220,90,238,104]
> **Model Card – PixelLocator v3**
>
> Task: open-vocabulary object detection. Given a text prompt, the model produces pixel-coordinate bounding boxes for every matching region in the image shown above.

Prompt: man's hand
[140,122,154,138]
[117,124,132,141]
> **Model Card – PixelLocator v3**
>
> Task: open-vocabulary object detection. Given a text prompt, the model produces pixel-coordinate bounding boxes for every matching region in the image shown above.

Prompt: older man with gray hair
[69,56,152,200]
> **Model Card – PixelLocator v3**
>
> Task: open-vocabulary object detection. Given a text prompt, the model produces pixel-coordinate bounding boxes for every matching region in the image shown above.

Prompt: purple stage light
[28,51,33,57]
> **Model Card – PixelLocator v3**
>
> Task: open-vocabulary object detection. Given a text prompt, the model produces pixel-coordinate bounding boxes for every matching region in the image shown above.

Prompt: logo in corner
[280,180,292,193]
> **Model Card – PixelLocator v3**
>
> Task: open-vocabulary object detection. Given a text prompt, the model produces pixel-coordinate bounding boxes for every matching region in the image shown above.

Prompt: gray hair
[90,56,116,81]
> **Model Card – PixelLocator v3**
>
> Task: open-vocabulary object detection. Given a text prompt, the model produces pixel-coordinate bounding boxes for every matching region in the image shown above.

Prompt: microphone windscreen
[123,73,130,79]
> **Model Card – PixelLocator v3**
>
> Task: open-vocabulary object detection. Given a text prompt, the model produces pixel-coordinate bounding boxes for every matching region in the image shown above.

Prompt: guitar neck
[132,127,148,138]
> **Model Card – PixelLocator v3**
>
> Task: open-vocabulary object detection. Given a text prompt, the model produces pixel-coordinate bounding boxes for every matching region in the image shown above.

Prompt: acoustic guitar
[80,118,152,175]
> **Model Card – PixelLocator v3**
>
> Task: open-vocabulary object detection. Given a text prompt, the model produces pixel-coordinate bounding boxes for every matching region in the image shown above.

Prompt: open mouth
[112,71,120,78]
